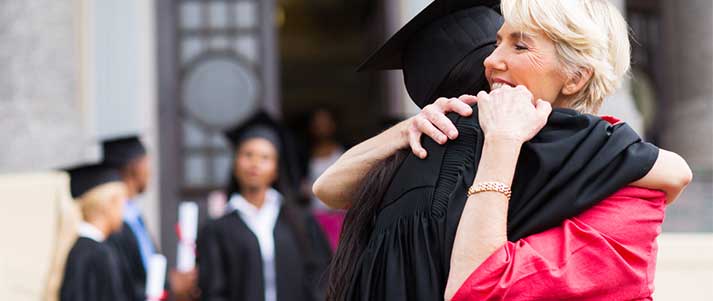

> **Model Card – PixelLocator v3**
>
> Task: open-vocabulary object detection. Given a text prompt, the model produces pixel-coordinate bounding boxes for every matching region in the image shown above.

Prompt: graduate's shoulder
[280,202,319,224]
[69,238,112,267]
[199,211,240,236]
[106,222,134,247]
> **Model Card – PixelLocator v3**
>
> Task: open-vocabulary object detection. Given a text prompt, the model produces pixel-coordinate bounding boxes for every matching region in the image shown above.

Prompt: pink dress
[453,186,666,300]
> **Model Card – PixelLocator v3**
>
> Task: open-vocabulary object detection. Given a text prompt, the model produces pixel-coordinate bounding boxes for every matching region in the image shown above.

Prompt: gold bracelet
[467,181,512,200]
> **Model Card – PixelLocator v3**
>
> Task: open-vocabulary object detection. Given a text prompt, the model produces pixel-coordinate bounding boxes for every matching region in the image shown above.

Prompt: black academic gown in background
[197,205,332,301]
[345,107,659,300]
[60,237,128,301]
[107,222,151,301]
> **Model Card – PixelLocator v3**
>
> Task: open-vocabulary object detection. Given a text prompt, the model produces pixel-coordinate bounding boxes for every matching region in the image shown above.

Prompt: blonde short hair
[76,182,126,220]
[501,0,630,113]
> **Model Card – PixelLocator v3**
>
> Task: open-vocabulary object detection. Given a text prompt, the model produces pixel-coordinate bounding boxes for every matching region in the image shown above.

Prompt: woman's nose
[484,45,506,71]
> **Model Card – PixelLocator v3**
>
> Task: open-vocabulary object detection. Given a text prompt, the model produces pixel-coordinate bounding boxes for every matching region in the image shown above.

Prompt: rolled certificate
[176,202,199,272]
[145,254,167,301]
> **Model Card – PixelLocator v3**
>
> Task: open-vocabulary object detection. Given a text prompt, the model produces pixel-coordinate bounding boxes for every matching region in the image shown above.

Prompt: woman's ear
[562,67,593,96]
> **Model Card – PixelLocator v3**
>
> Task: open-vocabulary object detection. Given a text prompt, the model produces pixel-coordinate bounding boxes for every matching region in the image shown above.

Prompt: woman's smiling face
[484,22,569,106]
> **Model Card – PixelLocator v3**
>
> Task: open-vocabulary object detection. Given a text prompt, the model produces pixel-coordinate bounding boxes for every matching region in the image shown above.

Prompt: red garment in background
[452,186,666,301]
[313,210,345,251]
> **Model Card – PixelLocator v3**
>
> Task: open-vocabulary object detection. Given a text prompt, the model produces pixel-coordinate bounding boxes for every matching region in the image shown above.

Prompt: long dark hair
[326,149,409,300]
[326,47,493,300]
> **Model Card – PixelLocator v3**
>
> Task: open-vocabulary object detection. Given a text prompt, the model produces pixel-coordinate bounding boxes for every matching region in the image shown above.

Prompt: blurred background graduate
[60,164,128,301]
[103,136,158,301]
[103,136,197,301]
[196,111,332,301]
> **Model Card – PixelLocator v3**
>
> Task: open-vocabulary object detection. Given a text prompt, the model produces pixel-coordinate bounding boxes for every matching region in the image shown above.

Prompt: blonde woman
[60,165,128,301]
[318,0,692,300]
[443,1,693,299]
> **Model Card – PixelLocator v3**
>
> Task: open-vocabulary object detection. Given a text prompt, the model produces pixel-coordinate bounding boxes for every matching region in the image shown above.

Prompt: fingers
[513,85,535,104]
[415,114,449,143]
[408,95,485,159]
[536,99,553,117]
[535,99,553,127]
[458,94,479,106]
[476,91,491,106]
[408,125,427,159]
[424,102,459,140]
[449,97,475,117]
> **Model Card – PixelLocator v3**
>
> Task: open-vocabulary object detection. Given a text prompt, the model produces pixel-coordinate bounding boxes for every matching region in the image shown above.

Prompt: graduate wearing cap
[60,164,129,301]
[324,2,504,300]
[196,111,332,301]
[103,136,198,301]
[102,136,161,301]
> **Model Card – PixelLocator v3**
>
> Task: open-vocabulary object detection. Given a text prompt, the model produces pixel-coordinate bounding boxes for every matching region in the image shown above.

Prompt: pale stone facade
[0,0,97,172]
[0,0,161,244]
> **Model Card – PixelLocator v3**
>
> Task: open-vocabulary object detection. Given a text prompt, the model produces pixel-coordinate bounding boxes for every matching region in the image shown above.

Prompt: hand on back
[406,86,551,158]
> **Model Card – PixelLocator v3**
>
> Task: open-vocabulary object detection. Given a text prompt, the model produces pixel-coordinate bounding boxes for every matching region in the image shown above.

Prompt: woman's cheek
[526,52,550,74]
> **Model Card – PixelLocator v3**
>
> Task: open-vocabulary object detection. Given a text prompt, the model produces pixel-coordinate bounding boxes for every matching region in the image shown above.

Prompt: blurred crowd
[36,107,352,301]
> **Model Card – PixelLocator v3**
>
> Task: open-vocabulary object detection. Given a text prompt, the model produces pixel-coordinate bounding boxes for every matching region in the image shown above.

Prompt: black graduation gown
[197,204,332,301]
[107,221,153,301]
[345,107,659,300]
[60,237,128,301]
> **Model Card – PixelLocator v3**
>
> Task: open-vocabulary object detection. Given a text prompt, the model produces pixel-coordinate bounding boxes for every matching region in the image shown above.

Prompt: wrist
[483,134,524,148]
[474,136,523,186]
[395,118,412,148]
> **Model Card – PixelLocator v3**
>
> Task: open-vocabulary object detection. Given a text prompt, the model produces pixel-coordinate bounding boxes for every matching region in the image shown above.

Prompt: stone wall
[0,0,98,173]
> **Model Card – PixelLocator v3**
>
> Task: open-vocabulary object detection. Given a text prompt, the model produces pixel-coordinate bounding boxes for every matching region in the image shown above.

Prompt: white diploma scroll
[176,202,199,272]
[145,254,167,301]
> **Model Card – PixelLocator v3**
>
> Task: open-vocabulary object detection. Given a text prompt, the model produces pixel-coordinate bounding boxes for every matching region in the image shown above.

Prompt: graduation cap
[358,0,503,108]
[66,164,123,199]
[102,136,147,168]
[224,111,284,151]
[223,111,301,196]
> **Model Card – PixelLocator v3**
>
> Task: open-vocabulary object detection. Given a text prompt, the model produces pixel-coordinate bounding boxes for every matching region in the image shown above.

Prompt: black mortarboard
[102,136,147,168]
[224,111,283,151]
[66,164,123,198]
[358,0,503,108]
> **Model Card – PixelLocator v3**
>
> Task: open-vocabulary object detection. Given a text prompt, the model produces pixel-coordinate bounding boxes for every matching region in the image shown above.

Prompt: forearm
[445,137,522,300]
[313,119,410,208]
[631,149,692,204]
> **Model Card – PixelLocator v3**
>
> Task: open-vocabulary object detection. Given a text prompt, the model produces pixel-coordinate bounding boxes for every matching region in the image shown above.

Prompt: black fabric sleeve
[302,213,333,301]
[196,222,230,301]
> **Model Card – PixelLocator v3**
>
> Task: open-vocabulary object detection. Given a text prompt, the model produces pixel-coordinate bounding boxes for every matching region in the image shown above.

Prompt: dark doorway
[277,0,389,146]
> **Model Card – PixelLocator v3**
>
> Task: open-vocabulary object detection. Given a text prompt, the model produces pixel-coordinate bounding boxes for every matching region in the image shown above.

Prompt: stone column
[600,0,645,135]
[659,0,713,232]
[660,0,713,170]
[0,0,98,172]
[89,0,161,244]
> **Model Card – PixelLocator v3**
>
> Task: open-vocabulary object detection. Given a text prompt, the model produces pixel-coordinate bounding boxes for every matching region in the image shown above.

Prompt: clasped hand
[406,86,552,158]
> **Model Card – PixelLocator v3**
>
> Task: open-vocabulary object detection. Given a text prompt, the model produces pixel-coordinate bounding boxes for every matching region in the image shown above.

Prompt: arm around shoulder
[312,119,410,209]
